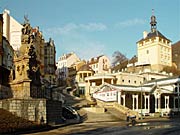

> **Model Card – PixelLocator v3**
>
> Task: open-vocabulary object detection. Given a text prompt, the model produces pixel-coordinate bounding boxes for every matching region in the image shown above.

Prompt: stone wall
[10,80,31,99]
[0,98,62,124]
[0,85,13,99]
[46,100,62,124]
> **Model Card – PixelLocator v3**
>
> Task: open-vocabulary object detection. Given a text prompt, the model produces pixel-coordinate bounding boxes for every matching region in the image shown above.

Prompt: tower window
[147,50,149,54]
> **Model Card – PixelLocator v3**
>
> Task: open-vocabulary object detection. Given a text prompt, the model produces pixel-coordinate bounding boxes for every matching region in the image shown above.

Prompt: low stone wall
[0,98,62,124]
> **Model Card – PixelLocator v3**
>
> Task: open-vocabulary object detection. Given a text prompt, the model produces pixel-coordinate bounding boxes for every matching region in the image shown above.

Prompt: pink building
[87,55,111,74]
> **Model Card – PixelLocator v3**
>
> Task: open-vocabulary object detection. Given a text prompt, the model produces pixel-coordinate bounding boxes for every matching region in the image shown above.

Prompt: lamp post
[141,83,143,120]
[178,83,180,116]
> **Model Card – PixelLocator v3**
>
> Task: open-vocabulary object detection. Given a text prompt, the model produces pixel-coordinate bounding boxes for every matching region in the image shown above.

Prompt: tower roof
[138,30,171,43]
[137,10,171,43]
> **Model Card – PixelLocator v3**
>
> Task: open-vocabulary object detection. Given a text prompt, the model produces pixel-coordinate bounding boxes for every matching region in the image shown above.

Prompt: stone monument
[0,19,62,124]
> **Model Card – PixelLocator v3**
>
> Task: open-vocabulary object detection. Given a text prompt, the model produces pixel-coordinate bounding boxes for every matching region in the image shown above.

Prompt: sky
[0,0,179,61]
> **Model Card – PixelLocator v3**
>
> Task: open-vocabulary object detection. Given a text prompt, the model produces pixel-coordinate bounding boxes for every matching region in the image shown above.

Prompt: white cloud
[44,22,108,60]
[63,40,106,60]
[45,22,107,36]
[115,18,146,28]
[79,23,107,32]
[59,35,106,60]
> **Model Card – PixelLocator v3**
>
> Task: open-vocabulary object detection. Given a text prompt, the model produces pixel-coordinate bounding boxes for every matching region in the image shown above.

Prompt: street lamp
[141,82,143,120]
[178,83,180,116]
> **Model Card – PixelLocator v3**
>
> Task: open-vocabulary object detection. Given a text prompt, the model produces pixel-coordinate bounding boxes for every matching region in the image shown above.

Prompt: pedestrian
[126,110,130,122]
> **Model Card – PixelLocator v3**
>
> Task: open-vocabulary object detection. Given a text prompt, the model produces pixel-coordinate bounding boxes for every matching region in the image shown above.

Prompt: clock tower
[136,11,172,72]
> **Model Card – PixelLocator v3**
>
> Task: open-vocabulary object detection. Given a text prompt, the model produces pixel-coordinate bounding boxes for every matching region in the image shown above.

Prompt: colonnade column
[136,95,139,110]
[155,93,161,112]
[121,94,126,106]
[155,94,157,112]
[118,91,121,104]
[102,78,104,84]
[144,95,150,113]
[165,96,169,112]
[132,95,134,110]
[86,80,90,97]
[111,79,114,84]
[158,94,161,112]
[132,94,138,110]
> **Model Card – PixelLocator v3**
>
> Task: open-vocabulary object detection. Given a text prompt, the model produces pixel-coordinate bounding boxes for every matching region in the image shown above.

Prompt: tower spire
[150,9,157,32]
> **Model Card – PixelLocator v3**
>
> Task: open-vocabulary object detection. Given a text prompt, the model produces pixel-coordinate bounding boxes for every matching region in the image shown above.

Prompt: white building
[3,9,23,50]
[87,55,111,74]
[136,13,172,72]
[56,52,80,81]
[93,76,180,116]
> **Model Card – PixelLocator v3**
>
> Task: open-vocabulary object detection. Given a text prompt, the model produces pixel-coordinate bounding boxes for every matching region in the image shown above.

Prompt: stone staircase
[96,99,139,119]
[106,108,126,120]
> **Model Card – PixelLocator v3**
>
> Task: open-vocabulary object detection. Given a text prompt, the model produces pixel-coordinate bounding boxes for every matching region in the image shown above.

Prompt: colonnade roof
[85,74,115,81]
[145,76,180,86]
[94,80,176,94]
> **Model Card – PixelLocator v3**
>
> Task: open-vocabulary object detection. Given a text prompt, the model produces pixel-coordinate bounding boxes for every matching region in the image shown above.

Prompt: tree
[163,65,180,76]
[112,51,128,67]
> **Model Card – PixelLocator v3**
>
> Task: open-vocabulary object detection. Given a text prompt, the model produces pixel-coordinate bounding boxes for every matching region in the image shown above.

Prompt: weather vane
[152,9,154,15]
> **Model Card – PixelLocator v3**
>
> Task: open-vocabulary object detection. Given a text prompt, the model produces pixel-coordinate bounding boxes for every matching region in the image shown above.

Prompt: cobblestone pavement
[25,118,180,135]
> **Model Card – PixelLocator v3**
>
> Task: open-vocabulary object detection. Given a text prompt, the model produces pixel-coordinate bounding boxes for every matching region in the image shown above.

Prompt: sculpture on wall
[22,23,31,35]
[27,45,41,86]
[21,17,34,45]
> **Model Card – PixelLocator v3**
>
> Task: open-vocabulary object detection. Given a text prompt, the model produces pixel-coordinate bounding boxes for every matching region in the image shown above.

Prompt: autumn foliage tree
[163,66,180,76]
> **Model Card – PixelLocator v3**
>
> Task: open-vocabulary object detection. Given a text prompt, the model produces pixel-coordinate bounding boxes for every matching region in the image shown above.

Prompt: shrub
[0,109,47,134]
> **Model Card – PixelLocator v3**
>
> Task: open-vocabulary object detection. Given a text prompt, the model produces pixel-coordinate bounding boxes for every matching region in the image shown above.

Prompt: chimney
[143,31,148,39]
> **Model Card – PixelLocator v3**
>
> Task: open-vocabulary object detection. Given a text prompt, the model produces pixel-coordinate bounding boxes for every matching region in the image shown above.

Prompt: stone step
[106,108,126,120]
